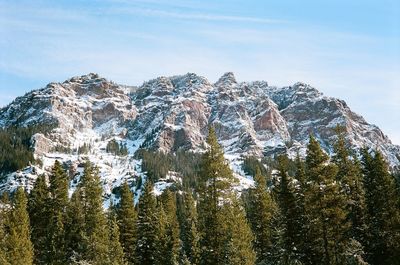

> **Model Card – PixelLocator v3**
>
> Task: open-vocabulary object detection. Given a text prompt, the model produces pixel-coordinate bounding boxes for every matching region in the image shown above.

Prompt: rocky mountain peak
[215,72,237,89]
[1,72,399,197]
[60,73,125,99]
[291,82,322,97]
[169,73,213,93]
[66,72,103,83]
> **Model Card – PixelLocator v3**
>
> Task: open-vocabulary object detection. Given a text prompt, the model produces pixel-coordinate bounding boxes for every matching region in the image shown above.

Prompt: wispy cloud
[108,7,287,24]
[1,0,399,143]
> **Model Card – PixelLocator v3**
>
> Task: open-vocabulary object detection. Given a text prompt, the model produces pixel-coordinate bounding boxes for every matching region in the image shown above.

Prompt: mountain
[1,72,399,199]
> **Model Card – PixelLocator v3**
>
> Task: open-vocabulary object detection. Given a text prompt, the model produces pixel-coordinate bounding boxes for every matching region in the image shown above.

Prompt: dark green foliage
[224,197,256,265]
[174,150,202,189]
[246,167,277,263]
[197,127,255,265]
[65,188,86,262]
[78,143,91,155]
[273,155,307,264]
[137,149,202,187]
[361,149,400,265]
[5,187,34,265]
[1,124,53,169]
[158,190,180,265]
[47,160,70,264]
[107,209,125,265]
[177,192,200,265]
[2,126,400,264]
[0,125,51,175]
[80,162,110,264]
[117,182,137,264]
[242,156,269,179]
[197,127,237,265]
[304,135,351,265]
[137,149,170,182]
[66,162,111,264]
[28,175,49,265]
[106,139,128,156]
[332,129,367,249]
[0,212,9,265]
[135,181,159,265]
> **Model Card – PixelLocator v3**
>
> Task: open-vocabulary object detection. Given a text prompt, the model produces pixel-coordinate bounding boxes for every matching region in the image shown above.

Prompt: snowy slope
[0,72,399,199]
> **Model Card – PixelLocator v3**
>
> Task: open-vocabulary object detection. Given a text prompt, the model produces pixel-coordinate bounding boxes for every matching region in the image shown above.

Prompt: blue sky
[0,0,399,143]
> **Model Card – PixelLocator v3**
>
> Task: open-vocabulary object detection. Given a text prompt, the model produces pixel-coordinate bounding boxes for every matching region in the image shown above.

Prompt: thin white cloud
[1,1,399,144]
[108,7,287,24]
[105,0,211,10]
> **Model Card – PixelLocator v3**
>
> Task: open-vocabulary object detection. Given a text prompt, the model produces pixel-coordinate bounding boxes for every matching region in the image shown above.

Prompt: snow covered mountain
[1,72,399,198]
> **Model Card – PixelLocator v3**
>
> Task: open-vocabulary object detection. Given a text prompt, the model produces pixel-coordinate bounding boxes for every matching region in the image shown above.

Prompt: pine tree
[28,175,49,265]
[274,155,305,264]
[47,160,69,264]
[65,187,86,262]
[247,167,276,263]
[0,195,10,265]
[292,155,314,264]
[117,182,137,264]
[108,208,125,265]
[0,239,8,265]
[159,190,180,265]
[294,154,306,185]
[135,181,159,265]
[197,127,236,265]
[179,192,200,265]
[224,197,256,265]
[361,149,400,265]
[49,160,69,209]
[6,187,34,265]
[156,202,168,265]
[332,129,367,250]
[81,162,110,264]
[304,135,350,265]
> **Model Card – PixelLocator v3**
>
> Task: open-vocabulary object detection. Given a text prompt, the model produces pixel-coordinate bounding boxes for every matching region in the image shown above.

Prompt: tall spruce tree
[135,181,159,265]
[274,155,306,264]
[159,189,180,265]
[224,197,256,265]
[247,167,276,263]
[332,129,367,249]
[361,149,400,265]
[179,192,200,265]
[198,127,256,265]
[0,232,8,265]
[28,174,49,265]
[197,127,236,265]
[156,202,168,265]
[117,182,137,264]
[305,135,350,265]
[81,162,110,264]
[292,155,313,264]
[0,193,10,265]
[65,187,86,262]
[5,187,34,265]
[47,160,69,264]
[107,208,125,265]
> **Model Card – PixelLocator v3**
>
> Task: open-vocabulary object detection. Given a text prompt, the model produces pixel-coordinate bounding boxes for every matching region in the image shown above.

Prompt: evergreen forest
[0,127,399,265]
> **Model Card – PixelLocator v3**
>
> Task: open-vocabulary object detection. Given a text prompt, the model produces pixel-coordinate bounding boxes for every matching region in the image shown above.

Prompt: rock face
[0,73,136,151]
[0,72,399,195]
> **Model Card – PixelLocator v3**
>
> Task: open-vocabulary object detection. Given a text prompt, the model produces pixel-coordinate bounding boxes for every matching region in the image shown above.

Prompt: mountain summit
[1,72,399,196]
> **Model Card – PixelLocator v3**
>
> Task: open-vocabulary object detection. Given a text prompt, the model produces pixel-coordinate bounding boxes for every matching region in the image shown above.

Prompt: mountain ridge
[1,72,399,197]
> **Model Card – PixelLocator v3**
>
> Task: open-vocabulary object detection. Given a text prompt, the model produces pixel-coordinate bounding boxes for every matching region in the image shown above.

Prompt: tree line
[0,127,399,264]
[0,125,54,176]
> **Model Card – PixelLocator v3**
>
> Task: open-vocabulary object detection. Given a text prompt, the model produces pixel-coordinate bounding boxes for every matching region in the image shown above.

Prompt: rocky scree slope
[0,72,399,200]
